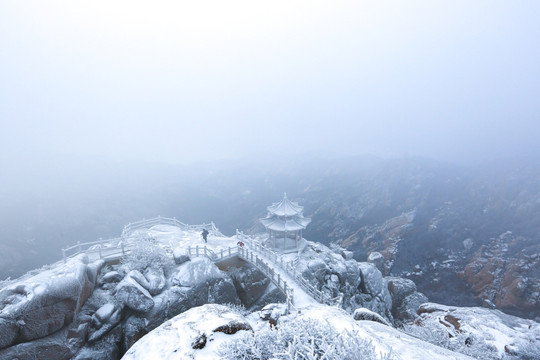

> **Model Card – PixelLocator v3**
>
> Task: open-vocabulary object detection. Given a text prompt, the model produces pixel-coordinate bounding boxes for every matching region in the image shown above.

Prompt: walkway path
[61,217,340,311]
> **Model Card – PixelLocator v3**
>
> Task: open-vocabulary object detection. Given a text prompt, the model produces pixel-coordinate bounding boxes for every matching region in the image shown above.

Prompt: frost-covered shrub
[402,324,498,360]
[220,318,392,360]
[223,303,250,317]
[502,337,540,360]
[121,238,173,274]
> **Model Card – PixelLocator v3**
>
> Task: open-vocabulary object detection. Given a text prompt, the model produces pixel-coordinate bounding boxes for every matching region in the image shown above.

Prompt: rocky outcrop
[460,231,540,318]
[229,263,271,308]
[114,276,154,313]
[412,302,540,359]
[122,304,253,360]
[353,307,390,326]
[120,257,240,353]
[296,242,393,323]
[0,255,101,350]
[386,276,428,323]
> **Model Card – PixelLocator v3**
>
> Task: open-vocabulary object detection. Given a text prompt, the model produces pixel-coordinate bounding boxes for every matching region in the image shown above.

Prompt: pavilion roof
[260,215,311,232]
[266,193,304,217]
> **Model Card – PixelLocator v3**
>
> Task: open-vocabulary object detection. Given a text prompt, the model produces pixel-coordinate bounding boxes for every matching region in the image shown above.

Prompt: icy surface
[122,304,251,360]
[416,302,540,357]
[122,303,474,360]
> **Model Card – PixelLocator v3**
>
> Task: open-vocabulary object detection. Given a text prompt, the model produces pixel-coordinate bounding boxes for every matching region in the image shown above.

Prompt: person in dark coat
[201,228,209,243]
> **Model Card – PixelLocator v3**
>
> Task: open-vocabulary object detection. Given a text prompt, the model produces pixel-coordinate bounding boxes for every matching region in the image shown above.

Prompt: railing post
[121,241,125,255]
[196,245,199,257]
[220,249,223,259]
[228,247,231,257]
[99,241,103,259]
[277,273,281,287]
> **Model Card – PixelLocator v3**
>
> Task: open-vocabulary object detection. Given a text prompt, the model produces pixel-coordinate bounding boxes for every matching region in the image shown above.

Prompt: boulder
[114,277,154,313]
[249,284,286,311]
[171,257,225,287]
[102,271,123,284]
[207,278,241,305]
[173,248,190,265]
[74,324,123,360]
[0,255,99,349]
[367,251,385,273]
[0,326,76,360]
[358,262,384,295]
[229,263,271,307]
[396,292,428,322]
[413,302,540,357]
[122,304,252,360]
[92,303,116,327]
[385,276,417,316]
[0,318,18,349]
[353,307,390,326]
[143,268,167,295]
[296,242,393,322]
[88,303,122,342]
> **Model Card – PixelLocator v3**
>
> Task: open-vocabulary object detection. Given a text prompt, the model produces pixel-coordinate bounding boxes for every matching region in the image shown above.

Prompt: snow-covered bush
[222,303,250,317]
[220,317,392,360]
[402,324,498,360]
[121,237,173,274]
[502,337,540,360]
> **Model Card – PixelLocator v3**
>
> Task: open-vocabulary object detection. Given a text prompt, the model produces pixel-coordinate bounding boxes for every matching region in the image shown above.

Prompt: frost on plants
[220,317,392,360]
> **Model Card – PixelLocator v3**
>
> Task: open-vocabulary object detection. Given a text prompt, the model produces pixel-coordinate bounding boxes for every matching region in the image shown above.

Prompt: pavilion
[260,193,311,252]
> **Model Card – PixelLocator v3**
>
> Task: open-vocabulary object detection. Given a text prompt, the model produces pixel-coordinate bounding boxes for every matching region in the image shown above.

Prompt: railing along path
[61,217,341,312]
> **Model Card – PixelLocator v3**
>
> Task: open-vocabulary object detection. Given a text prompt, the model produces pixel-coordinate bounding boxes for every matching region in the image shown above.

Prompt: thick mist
[1,1,540,289]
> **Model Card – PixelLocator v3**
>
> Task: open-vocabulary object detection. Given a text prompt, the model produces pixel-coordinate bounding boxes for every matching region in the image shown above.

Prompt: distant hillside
[1,155,539,319]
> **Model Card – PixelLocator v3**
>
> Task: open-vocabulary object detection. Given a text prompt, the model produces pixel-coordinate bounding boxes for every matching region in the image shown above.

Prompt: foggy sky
[1,1,539,167]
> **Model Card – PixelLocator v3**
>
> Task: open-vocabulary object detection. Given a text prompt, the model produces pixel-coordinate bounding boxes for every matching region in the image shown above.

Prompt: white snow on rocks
[122,304,252,360]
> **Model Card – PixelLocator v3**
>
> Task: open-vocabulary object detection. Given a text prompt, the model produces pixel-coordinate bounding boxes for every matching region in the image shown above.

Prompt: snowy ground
[128,225,238,253]
[122,303,475,360]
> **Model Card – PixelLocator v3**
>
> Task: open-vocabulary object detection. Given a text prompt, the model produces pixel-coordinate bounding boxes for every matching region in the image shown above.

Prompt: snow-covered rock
[88,304,122,342]
[0,316,92,360]
[229,263,270,308]
[386,276,428,323]
[297,305,474,360]
[143,268,167,295]
[122,304,252,360]
[296,242,393,322]
[0,255,101,349]
[121,257,240,351]
[122,303,473,360]
[367,251,385,272]
[172,248,190,265]
[102,271,122,284]
[114,276,154,313]
[353,307,390,326]
[172,257,225,287]
[411,302,540,359]
[397,291,428,321]
[74,323,123,360]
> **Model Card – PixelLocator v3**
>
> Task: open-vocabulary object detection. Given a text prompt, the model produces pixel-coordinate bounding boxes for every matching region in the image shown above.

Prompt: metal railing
[122,216,225,238]
[246,241,343,307]
[61,216,224,263]
[185,243,295,312]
